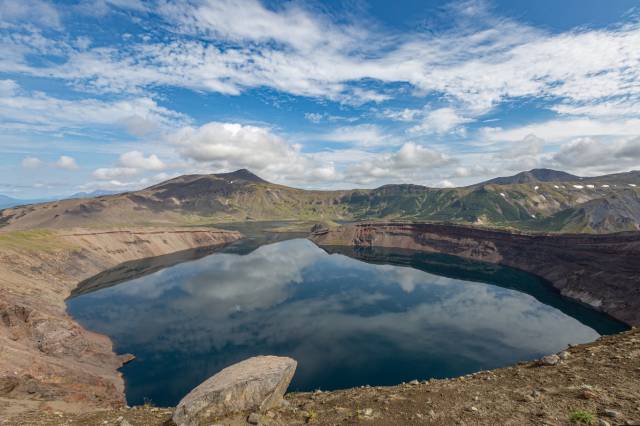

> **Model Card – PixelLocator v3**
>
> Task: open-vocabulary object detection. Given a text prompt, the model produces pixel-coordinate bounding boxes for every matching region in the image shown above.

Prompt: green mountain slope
[1,168,639,233]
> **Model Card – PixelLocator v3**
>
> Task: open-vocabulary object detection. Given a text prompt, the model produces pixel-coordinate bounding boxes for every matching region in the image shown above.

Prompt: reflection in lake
[66,238,627,407]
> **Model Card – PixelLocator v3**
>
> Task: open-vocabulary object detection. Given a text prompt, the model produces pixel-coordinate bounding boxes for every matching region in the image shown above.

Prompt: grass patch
[0,229,65,252]
[569,410,595,424]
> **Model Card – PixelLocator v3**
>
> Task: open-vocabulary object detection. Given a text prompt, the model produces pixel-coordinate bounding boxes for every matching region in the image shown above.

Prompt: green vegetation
[3,168,640,234]
[569,410,595,424]
[0,229,65,252]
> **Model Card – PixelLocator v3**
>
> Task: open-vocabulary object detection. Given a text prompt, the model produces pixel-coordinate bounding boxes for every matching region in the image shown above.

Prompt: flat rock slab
[173,355,297,426]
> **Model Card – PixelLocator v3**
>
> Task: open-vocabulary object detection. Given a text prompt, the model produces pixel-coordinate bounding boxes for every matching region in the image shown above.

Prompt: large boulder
[172,355,297,426]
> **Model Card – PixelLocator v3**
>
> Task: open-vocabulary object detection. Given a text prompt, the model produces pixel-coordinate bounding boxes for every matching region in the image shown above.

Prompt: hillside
[1,168,640,233]
[477,168,580,185]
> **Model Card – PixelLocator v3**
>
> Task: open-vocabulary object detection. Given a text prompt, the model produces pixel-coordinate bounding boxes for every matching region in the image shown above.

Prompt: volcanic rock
[172,355,297,426]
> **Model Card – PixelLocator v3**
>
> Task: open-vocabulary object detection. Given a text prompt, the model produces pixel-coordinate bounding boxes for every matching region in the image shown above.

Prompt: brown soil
[6,328,639,426]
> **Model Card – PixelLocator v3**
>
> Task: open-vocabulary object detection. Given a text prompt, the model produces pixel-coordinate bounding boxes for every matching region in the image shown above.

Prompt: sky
[1,0,640,198]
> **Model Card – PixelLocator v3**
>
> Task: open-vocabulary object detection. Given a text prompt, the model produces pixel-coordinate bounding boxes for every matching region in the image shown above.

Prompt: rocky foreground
[7,328,640,425]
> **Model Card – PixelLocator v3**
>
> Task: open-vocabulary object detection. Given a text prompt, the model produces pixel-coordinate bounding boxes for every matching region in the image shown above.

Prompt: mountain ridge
[1,168,639,233]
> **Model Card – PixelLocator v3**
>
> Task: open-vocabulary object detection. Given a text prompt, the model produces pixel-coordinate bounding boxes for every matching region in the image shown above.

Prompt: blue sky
[1,0,639,198]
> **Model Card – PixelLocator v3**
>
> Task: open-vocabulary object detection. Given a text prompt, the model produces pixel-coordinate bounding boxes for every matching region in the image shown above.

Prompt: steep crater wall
[311,222,640,326]
[0,228,241,415]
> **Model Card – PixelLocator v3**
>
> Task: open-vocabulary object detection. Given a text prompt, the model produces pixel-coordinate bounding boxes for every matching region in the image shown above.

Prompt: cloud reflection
[68,238,608,406]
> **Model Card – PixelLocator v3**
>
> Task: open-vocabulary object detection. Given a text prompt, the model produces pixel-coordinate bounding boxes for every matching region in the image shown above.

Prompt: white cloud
[55,155,78,170]
[92,151,166,180]
[0,0,61,29]
[92,167,137,180]
[345,142,455,184]
[0,79,17,96]
[409,108,473,135]
[0,84,188,135]
[437,179,456,188]
[381,108,421,122]
[304,113,323,123]
[119,150,165,171]
[21,156,42,169]
[321,124,395,147]
[4,0,639,114]
[482,118,640,143]
[553,136,640,170]
[171,122,302,172]
[168,121,346,186]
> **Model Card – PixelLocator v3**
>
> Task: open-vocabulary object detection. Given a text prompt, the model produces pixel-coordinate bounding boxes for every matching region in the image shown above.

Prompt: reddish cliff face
[311,222,640,326]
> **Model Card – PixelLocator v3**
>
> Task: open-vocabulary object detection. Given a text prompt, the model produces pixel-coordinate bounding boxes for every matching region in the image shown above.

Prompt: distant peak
[215,169,267,183]
[478,168,581,186]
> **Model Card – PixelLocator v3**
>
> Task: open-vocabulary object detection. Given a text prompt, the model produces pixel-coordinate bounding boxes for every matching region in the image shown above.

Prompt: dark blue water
[66,238,627,407]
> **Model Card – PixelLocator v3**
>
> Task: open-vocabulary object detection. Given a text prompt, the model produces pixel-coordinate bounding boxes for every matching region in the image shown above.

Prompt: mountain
[477,168,581,186]
[1,168,639,233]
[0,195,51,210]
[69,190,120,199]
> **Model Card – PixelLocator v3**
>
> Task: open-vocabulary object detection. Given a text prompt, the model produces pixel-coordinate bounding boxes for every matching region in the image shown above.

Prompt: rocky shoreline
[9,328,640,425]
[0,227,242,418]
[311,222,640,326]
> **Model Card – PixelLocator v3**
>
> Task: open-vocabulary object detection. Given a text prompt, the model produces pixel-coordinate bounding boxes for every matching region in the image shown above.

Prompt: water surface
[67,237,627,406]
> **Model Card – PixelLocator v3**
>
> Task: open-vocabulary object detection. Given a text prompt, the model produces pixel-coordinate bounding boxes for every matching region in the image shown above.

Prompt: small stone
[428,410,436,418]
[558,351,570,360]
[467,406,479,412]
[409,379,419,385]
[416,413,423,419]
[602,409,621,418]
[598,420,611,426]
[581,389,597,400]
[247,412,261,424]
[539,354,560,366]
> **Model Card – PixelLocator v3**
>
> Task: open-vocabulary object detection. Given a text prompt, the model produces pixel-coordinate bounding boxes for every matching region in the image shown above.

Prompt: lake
[66,236,627,407]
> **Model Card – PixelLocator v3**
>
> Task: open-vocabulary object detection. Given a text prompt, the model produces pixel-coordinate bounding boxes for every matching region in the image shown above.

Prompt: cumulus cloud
[92,151,166,180]
[345,142,455,184]
[409,108,473,135]
[171,122,302,172]
[119,151,165,171]
[21,156,42,169]
[553,136,640,170]
[55,155,78,170]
